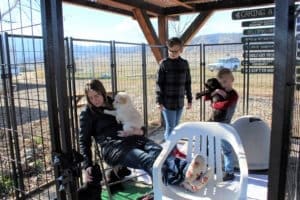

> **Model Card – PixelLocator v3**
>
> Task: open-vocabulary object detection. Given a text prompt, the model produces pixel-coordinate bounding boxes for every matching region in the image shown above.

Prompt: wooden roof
[63,0,274,18]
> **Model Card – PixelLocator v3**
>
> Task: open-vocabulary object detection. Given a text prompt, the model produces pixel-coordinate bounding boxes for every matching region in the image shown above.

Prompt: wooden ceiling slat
[64,0,275,16]
[63,0,134,17]
[165,0,274,15]
[110,0,164,15]
[172,0,194,9]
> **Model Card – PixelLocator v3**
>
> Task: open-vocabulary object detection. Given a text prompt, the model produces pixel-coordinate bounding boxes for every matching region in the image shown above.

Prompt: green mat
[101,181,152,200]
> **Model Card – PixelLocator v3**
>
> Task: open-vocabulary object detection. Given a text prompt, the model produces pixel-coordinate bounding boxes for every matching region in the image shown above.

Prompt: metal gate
[0,33,55,199]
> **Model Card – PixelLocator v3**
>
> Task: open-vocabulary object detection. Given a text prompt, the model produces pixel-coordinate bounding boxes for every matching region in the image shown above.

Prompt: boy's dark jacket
[156,57,192,110]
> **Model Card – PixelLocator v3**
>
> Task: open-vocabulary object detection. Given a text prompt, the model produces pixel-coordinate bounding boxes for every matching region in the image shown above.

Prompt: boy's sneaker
[223,172,235,181]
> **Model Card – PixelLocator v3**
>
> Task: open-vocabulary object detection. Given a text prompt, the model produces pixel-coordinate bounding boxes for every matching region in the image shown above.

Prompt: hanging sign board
[243,52,274,58]
[241,36,274,43]
[243,44,274,50]
[243,27,274,35]
[232,7,274,20]
[242,19,274,27]
[241,68,274,74]
[242,60,274,66]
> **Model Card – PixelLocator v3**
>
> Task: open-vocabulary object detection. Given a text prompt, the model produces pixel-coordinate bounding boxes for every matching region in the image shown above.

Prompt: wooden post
[158,16,169,45]
[180,11,213,45]
[133,8,163,62]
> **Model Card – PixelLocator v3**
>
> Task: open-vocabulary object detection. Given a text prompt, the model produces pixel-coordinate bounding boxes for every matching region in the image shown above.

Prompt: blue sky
[62,3,243,43]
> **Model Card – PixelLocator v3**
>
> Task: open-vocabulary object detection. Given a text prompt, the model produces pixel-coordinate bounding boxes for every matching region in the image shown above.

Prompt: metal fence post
[268,0,296,199]
[41,0,77,199]
[141,43,148,133]
[0,33,21,200]
[246,41,250,115]
[66,37,76,152]
[1,32,25,199]
[110,40,117,95]
[199,44,203,121]
[202,44,206,120]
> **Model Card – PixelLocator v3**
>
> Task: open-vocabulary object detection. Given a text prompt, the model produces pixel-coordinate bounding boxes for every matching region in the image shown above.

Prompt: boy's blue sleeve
[185,62,193,103]
[156,62,165,104]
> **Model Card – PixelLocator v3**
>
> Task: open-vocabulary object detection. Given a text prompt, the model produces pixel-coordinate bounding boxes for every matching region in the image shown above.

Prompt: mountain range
[7,33,243,64]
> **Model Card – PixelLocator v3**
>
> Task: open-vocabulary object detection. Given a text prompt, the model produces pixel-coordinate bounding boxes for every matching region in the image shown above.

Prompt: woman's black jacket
[79,105,148,169]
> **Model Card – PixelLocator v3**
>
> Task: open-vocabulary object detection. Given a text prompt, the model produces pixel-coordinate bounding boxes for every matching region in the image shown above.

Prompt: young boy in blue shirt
[156,37,193,140]
[205,68,238,181]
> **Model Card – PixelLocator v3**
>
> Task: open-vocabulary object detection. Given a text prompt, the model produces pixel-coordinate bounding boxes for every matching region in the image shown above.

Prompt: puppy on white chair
[104,92,144,137]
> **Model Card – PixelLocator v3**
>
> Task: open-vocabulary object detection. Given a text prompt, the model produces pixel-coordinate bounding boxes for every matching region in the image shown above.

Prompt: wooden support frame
[64,0,134,17]
[158,16,169,45]
[180,11,213,44]
[133,8,163,62]
[111,0,164,15]
[165,0,274,15]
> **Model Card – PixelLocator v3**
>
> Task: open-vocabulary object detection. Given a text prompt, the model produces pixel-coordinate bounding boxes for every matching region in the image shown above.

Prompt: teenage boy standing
[156,37,192,140]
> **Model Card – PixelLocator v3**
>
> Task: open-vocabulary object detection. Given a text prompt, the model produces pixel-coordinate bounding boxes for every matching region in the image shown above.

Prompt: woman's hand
[84,166,93,182]
[118,127,144,137]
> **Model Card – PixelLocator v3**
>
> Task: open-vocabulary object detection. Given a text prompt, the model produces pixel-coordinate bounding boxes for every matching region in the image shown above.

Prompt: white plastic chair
[153,122,248,200]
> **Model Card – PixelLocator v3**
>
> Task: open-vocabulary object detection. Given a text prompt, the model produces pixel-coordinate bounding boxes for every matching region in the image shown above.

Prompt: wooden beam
[63,0,134,17]
[158,16,169,45]
[180,11,213,44]
[133,8,163,62]
[111,0,164,15]
[172,0,194,9]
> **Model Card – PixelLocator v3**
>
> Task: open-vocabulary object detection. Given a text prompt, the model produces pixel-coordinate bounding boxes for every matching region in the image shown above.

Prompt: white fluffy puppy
[104,92,144,137]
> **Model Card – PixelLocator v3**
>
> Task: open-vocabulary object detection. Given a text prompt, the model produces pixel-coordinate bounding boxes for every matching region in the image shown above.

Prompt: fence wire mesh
[0,0,55,199]
[284,7,300,199]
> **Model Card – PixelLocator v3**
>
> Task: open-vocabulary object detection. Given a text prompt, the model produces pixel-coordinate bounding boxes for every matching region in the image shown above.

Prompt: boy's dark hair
[166,37,183,48]
[217,68,234,80]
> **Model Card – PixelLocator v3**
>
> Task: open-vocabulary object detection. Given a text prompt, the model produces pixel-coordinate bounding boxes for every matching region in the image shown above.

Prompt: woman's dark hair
[84,79,111,109]
[166,37,183,48]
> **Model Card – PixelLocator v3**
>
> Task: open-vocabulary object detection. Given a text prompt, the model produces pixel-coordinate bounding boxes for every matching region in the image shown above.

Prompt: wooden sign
[242,19,274,27]
[232,7,274,20]
[241,68,274,74]
[242,36,274,43]
[243,52,274,58]
[243,27,274,35]
[242,60,274,66]
[243,44,274,50]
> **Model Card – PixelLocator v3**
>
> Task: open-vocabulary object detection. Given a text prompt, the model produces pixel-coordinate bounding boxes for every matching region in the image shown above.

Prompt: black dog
[195,78,227,122]
[77,164,102,200]
[107,166,131,194]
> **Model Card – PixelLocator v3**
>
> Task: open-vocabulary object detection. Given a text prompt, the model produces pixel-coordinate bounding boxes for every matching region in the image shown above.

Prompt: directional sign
[241,68,274,74]
[243,27,274,35]
[242,19,274,27]
[243,44,274,50]
[242,60,274,66]
[243,52,274,58]
[242,36,274,43]
[232,7,274,20]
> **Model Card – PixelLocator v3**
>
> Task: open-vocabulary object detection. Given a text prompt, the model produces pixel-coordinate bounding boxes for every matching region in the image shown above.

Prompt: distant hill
[8,33,243,64]
[191,33,243,44]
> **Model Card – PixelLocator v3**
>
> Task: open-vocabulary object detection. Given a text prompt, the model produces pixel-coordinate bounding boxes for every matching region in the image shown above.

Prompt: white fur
[104,92,144,137]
